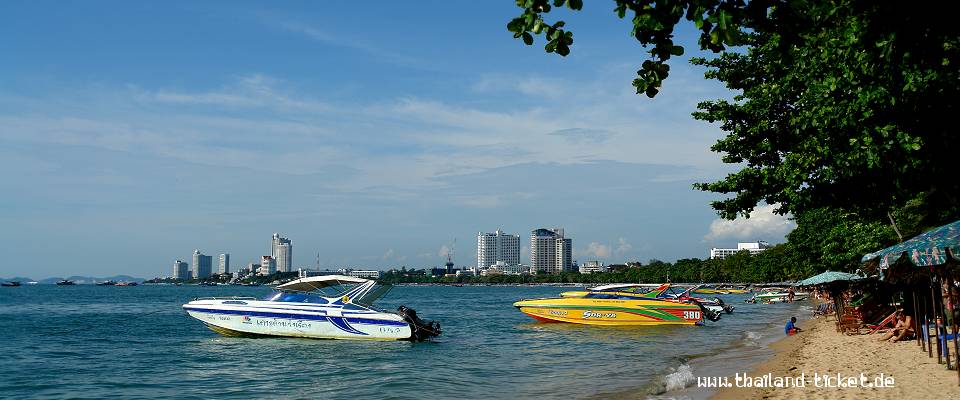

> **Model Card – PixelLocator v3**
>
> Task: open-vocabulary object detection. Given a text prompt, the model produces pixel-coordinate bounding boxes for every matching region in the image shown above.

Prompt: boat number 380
[683,311,702,320]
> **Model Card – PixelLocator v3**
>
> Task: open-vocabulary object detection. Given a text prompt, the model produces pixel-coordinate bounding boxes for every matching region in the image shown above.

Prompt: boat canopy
[274,275,391,306]
[275,275,372,293]
[590,283,664,292]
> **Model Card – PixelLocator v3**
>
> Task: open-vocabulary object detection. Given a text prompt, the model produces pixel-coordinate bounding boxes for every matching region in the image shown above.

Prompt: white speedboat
[746,287,809,303]
[182,275,440,341]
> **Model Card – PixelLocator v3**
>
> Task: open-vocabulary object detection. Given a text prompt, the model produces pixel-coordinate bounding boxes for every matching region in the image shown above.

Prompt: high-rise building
[192,250,213,279]
[173,260,189,280]
[530,228,573,274]
[218,253,230,274]
[271,233,293,273]
[477,229,521,270]
[260,255,276,276]
[276,243,292,273]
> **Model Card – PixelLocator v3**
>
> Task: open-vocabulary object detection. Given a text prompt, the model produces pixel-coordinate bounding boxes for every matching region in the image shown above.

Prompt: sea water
[0,285,805,399]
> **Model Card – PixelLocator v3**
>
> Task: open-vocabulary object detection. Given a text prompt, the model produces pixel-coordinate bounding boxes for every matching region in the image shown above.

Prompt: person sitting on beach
[878,311,914,342]
[785,317,802,335]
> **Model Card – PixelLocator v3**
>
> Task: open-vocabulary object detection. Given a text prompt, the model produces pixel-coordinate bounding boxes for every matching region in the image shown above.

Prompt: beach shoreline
[711,315,960,399]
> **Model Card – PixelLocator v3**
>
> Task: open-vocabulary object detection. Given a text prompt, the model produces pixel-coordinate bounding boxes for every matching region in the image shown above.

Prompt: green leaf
[669,45,684,56]
[522,32,534,45]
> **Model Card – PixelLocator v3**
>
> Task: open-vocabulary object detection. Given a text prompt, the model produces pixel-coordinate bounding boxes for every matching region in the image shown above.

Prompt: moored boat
[97,280,118,286]
[746,287,809,303]
[693,285,751,295]
[514,283,720,326]
[55,280,75,286]
[182,275,441,341]
[1,281,21,287]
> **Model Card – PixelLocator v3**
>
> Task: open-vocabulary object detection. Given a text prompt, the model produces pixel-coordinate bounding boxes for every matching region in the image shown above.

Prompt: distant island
[0,275,145,284]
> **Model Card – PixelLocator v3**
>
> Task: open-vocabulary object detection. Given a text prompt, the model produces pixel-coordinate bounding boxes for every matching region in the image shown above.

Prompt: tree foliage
[509,1,960,223]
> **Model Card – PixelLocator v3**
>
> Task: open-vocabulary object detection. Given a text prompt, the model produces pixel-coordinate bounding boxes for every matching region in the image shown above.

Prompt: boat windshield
[262,291,329,304]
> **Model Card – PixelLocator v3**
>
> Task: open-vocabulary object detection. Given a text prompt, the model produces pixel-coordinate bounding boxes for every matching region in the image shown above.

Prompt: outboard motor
[714,297,735,314]
[397,306,441,342]
[696,302,722,322]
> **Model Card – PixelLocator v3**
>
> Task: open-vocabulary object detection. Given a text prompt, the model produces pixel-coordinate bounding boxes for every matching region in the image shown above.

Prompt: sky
[0,1,795,278]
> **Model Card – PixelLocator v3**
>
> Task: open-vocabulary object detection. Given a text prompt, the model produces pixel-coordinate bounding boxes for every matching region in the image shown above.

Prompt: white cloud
[438,245,451,258]
[273,21,427,69]
[381,248,394,261]
[616,237,633,255]
[703,204,796,242]
[581,242,612,259]
[451,194,503,208]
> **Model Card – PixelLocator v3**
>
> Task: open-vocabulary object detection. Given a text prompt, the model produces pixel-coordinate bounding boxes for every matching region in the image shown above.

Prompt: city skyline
[1,2,797,278]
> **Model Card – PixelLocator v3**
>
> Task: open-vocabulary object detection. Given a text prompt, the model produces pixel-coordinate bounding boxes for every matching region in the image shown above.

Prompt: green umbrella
[861,219,960,270]
[797,270,862,286]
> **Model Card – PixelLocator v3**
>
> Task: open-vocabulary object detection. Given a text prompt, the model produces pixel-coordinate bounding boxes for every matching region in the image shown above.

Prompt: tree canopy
[509,0,960,224]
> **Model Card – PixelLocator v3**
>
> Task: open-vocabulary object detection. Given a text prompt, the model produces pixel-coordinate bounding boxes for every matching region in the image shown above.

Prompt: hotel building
[531,228,573,274]
[477,229,521,270]
[173,260,190,280]
[709,241,772,259]
[272,233,293,273]
[218,253,230,274]
[192,250,212,279]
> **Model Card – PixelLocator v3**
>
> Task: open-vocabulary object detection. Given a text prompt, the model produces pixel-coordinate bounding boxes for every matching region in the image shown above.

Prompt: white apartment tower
[271,233,293,273]
[192,250,212,279]
[173,260,189,280]
[531,228,573,274]
[218,253,230,274]
[477,229,521,270]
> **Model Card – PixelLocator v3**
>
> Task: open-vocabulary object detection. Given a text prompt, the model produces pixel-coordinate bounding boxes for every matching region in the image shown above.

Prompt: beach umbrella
[796,271,862,287]
[861,219,960,383]
[861,219,960,271]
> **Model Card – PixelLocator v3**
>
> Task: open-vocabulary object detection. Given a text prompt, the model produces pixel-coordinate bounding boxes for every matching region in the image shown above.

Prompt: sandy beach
[712,315,960,399]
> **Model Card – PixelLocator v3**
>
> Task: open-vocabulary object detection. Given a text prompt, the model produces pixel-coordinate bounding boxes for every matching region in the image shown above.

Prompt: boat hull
[694,289,749,295]
[183,300,413,341]
[513,298,704,326]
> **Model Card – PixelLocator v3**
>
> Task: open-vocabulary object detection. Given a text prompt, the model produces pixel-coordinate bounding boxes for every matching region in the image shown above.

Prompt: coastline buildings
[579,260,607,274]
[271,233,293,273]
[192,250,212,279]
[173,260,189,280]
[477,229,521,271]
[260,256,276,276]
[709,241,771,259]
[531,228,573,274]
[218,253,230,274]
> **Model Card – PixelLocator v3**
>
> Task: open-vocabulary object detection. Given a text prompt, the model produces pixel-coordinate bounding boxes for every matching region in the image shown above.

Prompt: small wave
[664,364,694,391]
[648,363,695,394]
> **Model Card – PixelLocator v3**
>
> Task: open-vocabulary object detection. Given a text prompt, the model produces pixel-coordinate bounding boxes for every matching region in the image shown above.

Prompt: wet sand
[712,316,960,399]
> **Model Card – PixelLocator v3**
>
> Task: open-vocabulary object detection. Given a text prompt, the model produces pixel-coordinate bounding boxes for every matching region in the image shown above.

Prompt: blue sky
[0,1,795,278]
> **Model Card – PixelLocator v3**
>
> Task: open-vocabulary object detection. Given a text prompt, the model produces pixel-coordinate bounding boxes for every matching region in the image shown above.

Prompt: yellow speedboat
[513,283,719,326]
[693,286,750,295]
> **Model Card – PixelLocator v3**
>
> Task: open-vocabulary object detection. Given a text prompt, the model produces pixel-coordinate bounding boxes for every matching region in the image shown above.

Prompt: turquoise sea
[0,285,806,399]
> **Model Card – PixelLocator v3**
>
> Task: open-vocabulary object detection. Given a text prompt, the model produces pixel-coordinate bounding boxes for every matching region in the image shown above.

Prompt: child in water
[785,317,802,335]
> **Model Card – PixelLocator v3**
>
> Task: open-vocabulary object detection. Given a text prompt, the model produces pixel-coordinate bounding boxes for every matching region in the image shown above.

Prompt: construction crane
[445,238,456,274]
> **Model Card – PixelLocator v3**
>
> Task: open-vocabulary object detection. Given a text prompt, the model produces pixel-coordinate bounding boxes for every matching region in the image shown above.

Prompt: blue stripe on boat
[184,307,408,327]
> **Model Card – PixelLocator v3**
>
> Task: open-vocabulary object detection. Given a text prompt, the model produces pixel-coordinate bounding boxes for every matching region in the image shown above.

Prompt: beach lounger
[868,311,898,334]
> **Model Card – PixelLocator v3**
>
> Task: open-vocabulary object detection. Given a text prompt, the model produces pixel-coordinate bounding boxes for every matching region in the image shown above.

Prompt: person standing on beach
[787,287,795,303]
[785,317,802,335]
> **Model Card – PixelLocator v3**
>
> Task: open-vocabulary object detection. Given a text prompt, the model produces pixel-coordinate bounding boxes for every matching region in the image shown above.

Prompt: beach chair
[867,311,898,334]
[813,302,833,317]
[839,307,864,335]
